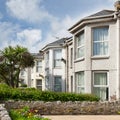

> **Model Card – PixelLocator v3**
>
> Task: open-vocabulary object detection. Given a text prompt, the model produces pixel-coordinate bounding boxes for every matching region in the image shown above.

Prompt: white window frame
[45,76,50,90]
[92,27,109,57]
[36,79,42,90]
[75,71,85,93]
[75,31,84,60]
[45,51,49,68]
[36,61,42,73]
[93,71,109,100]
[54,76,62,92]
[53,49,62,68]
[70,48,73,68]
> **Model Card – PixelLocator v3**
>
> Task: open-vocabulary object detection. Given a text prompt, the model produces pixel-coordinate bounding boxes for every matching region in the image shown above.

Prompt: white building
[67,1,120,101]
[30,53,45,90]
[19,53,44,90]
[41,38,66,92]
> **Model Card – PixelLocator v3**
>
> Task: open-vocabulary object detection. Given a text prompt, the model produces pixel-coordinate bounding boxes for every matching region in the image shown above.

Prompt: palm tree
[0,45,35,88]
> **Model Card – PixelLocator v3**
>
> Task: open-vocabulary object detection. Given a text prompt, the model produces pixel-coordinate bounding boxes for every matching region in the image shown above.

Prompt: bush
[0,84,99,101]
[9,106,50,120]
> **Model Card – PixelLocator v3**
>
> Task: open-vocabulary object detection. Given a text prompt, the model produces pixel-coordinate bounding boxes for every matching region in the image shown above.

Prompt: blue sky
[0,0,115,52]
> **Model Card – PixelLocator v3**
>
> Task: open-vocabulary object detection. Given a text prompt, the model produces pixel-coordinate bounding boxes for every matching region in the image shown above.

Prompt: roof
[86,10,114,18]
[68,9,115,32]
[47,38,66,46]
[41,38,67,51]
[31,53,43,59]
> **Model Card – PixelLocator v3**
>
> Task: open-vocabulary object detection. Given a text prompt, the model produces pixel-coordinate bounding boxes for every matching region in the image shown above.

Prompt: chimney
[114,0,120,11]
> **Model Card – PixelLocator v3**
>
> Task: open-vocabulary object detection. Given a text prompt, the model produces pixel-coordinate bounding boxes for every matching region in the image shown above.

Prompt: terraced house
[20,1,120,101]
[41,38,66,92]
[68,1,120,101]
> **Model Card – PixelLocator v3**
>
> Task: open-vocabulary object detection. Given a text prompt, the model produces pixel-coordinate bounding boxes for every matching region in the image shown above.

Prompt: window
[71,76,73,93]
[54,49,62,68]
[45,76,50,90]
[93,72,109,100]
[93,27,108,56]
[70,48,73,68]
[76,72,84,93]
[54,76,62,92]
[36,61,42,73]
[45,52,49,68]
[21,70,25,76]
[36,79,42,90]
[76,31,84,59]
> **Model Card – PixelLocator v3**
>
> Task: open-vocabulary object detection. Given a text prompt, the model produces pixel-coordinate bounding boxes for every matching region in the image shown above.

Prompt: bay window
[93,27,109,56]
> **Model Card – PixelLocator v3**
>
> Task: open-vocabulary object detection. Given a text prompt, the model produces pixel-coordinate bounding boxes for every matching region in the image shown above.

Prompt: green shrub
[9,107,50,120]
[0,84,99,101]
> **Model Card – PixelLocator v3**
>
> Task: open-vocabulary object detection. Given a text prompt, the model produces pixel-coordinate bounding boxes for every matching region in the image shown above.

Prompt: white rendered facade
[42,39,66,92]
[68,9,120,100]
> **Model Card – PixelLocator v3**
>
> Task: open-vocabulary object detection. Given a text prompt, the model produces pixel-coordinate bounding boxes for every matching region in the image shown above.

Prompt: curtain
[94,72,108,100]
[93,27,108,56]
[76,72,84,93]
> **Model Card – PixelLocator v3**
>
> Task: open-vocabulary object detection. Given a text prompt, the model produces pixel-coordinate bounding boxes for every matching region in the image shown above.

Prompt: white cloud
[0,21,20,49]
[6,0,54,23]
[16,29,42,52]
[0,21,42,52]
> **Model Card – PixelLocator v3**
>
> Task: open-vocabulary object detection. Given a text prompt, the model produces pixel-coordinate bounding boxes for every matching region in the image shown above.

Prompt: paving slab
[44,115,120,120]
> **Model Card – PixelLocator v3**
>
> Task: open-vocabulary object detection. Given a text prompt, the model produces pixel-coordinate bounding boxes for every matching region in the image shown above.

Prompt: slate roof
[31,53,43,59]
[86,10,115,18]
[68,9,115,32]
[47,38,66,46]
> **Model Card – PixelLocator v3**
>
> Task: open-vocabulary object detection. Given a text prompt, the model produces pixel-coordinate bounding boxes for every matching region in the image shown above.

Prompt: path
[44,115,120,120]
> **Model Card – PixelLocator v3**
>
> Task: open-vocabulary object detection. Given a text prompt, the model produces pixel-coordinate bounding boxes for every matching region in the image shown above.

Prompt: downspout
[114,10,120,99]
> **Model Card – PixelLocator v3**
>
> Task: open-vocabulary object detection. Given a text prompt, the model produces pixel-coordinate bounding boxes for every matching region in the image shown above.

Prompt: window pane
[94,73,107,85]
[54,77,62,92]
[36,61,42,72]
[93,27,108,42]
[36,79,42,90]
[76,72,84,93]
[94,87,108,100]
[45,52,49,68]
[54,49,62,67]
[77,47,84,58]
[77,72,84,86]
[76,31,84,59]
[93,42,108,55]
[77,33,84,46]
[93,27,108,56]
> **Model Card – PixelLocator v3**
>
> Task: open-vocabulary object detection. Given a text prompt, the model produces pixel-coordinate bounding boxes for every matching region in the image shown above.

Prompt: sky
[0,0,116,52]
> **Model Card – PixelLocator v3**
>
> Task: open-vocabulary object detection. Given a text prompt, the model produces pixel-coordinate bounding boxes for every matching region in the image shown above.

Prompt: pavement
[43,115,120,120]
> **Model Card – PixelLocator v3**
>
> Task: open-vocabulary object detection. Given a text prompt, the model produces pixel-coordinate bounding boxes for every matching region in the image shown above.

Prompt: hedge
[0,84,99,101]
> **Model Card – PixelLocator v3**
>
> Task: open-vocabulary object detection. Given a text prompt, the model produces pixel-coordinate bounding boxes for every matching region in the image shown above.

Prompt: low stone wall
[0,104,11,120]
[3,100,120,115]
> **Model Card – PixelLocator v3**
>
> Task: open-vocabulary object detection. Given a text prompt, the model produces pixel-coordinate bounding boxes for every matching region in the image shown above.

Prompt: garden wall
[3,100,120,115]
